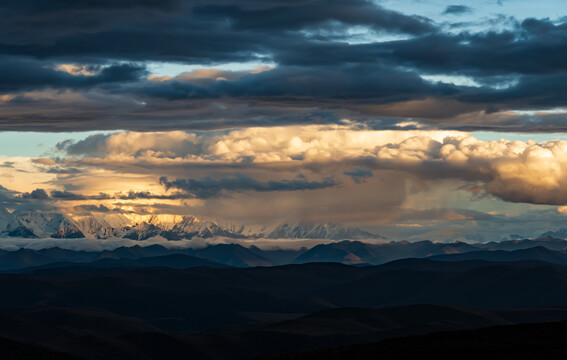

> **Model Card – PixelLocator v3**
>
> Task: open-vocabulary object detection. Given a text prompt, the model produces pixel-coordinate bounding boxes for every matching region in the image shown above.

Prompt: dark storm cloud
[159,173,336,198]
[19,188,200,202]
[73,204,111,213]
[458,72,567,108]
[194,0,435,35]
[378,19,567,77]
[132,64,457,101]
[442,5,473,15]
[1,187,54,212]
[0,57,146,93]
[17,189,45,201]
[0,0,431,63]
[344,168,373,183]
[25,188,50,200]
[50,190,87,200]
[114,190,185,200]
[46,167,82,175]
[0,0,566,131]
[0,185,26,206]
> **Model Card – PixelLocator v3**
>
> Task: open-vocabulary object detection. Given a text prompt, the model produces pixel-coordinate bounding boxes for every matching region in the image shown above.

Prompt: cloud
[46,167,82,174]
[442,5,473,15]
[0,2,563,132]
[32,158,56,165]
[7,126,567,234]
[53,127,567,206]
[344,167,373,183]
[361,136,567,205]
[73,204,111,213]
[399,208,494,221]
[380,19,567,77]
[0,57,146,93]
[58,131,202,158]
[0,0,433,59]
[50,190,87,200]
[194,0,434,35]
[23,188,49,200]
[0,185,21,205]
[57,126,464,167]
[113,190,187,200]
[0,185,56,212]
[159,173,336,198]
[148,66,273,84]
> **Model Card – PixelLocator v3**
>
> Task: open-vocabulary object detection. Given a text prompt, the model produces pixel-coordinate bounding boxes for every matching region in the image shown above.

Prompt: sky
[1,0,567,242]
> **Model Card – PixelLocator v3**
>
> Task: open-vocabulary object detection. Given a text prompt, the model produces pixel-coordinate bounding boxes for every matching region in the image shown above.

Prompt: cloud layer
[0,1,566,131]
[47,126,567,206]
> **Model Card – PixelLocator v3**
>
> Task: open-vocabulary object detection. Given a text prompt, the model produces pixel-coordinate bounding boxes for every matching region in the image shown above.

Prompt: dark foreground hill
[0,336,79,360]
[256,320,567,360]
[1,259,567,359]
[4,259,567,332]
[430,246,567,265]
[2,304,567,360]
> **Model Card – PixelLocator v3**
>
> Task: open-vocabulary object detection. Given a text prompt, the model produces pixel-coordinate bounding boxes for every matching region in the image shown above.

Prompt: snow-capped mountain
[0,208,18,235]
[73,214,131,239]
[263,222,384,240]
[11,211,84,238]
[539,228,567,239]
[120,215,250,241]
[0,209,384,241]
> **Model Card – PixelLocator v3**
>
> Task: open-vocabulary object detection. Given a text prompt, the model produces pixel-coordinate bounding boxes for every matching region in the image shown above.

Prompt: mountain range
[4,238,567,272]
[0,210,383,241]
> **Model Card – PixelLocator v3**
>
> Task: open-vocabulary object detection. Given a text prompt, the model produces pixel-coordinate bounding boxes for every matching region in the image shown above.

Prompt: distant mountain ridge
[430,246,567,265]
[0,243,271,270]
[0,210,383,241]
[293,240,480,265]
[4,238,567,271]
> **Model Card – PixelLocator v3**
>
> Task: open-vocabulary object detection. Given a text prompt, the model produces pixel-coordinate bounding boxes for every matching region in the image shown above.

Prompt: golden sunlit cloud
[56,64,96,76]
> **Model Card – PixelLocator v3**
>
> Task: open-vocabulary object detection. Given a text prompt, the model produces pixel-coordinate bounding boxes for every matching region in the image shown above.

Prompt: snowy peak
[51,218,85,239]
[0,211,85,239]
[73,214,131,239]
[266,222,383,240]
[14,211,67,238]
[0,209,383,241]
[0,208,18,234]
[539,228,567,239]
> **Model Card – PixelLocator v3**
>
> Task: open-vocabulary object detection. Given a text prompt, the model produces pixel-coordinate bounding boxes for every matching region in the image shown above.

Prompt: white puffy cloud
[57,126,567,206]
[60,125,465,163]
[370,136,567,205]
